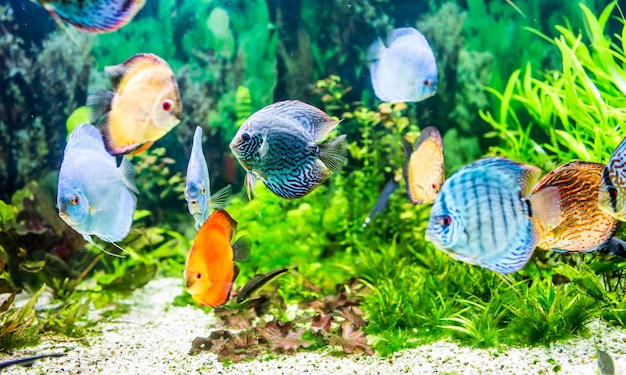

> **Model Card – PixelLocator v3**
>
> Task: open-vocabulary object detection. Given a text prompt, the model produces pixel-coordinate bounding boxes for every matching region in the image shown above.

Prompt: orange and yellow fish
[184,209,251,308]
[402,126,444,204]
[87,53,182,156]
[530,161,620,253]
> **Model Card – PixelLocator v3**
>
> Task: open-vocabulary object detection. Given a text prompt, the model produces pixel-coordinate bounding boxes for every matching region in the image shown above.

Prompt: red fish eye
[423,79,432,86]
[196,272,202,280]
[241,133,251,142]
[432,183,437,189]
[440,215,451,227]
[71,196,79,205]
[609,187,619,199]
[162,100,173,111]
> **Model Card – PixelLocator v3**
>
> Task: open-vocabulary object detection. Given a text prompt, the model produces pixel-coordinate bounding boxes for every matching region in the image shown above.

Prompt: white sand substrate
[3,277,624,375]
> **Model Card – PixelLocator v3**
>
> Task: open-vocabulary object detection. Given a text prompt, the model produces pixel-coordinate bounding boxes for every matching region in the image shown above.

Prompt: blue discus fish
[599,136,626,221]
[185,126,232,230]
[425,157,561,274]
[229,100,348,200]
[38,0,146,33]
[57,123,138,253]
[367,27,438,102]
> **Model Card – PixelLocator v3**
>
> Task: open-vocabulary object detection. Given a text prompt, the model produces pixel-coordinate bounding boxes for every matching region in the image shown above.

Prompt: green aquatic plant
[482,2,626,169]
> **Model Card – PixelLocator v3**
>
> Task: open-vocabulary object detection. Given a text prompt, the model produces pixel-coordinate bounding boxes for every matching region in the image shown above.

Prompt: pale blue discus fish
[185,126,232,230]
[229,100,348,200]
[57,123,138,253]
[425,157,561,274]
[367,27,438,103]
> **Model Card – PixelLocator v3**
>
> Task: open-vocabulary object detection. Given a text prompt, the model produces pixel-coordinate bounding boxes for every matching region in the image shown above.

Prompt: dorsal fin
[463,157,542,197]
[258,100,339,141]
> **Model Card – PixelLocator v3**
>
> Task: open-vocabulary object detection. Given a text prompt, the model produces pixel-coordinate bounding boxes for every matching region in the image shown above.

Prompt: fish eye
[609,186,619,200]
[162,100,173,112]
[423,79,432,87]
[200,187,206,195]
[71,196,80,205]
[439,215,451,227]
[241,133,251,142]
[196,272,202,280]
[431,183,437,189]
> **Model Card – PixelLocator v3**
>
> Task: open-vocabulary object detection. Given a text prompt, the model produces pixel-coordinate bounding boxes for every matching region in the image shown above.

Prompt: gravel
[3,277,624,375]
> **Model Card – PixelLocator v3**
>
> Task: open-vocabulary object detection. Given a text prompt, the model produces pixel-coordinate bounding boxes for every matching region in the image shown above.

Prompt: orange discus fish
[530,161,620,253]
[184,210,251,308]
[87,53,182,156]
[402,126,444,204]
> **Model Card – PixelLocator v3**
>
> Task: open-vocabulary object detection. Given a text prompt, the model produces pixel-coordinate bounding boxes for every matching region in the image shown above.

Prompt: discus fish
[425,157,561,274]
[402,126,444,204]
[184,209,251,308]
[0,353,66,370]
[531,161,620,253]
[38,0,145,33]
[87,53,181,156]
[229,100,348,200]
[185,126,232,230]
[599,136,626,221]
[367,27,438,102]
[57,123,138,253]
[236,264,296,303]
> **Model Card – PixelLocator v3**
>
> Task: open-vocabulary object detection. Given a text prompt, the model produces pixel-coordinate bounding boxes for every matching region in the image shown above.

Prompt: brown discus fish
[402,126,444,204]
[530,161,620,253]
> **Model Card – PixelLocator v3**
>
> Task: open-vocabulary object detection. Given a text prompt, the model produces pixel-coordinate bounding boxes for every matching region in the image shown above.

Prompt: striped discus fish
[229,100,348,200]
[425,157,562,274]
[39,0,146,33]
[599,136,626,221]
[531,161,620,253]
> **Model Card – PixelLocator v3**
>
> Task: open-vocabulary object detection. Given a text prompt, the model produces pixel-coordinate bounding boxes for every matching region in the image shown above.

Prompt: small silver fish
[185,126,232,230]
[229,100,348,200]
[236,264,296,303]
[367,27,438,102]
[0,353,66,370]
[425,157,561,274]
[57,123,138,253]
[363,178,399,228]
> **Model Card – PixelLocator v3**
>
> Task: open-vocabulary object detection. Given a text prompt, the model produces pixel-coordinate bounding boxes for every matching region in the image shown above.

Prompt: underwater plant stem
[66,252,104,292]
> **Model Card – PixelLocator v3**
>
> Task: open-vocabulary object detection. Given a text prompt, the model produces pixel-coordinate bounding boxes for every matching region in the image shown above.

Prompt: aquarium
[0,0,625,374]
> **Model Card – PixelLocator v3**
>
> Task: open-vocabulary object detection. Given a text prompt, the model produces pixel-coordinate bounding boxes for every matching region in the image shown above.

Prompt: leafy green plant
[482,2,626,169]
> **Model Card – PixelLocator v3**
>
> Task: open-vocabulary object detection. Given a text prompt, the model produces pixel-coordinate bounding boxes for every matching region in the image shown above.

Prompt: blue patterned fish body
[425,157,550,274]
[185,126,232,230]
[599,136,626,221]
[57,124,138,249]
[39,0,146,33]
[367,27,438,102]
[229,100,347,199]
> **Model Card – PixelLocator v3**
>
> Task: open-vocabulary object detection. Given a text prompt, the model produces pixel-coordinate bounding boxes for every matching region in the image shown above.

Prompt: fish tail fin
[601,237,626,257]
[119,156,139,194]
[210,185,232,210]
[366,36,386,62]
[232,235,252,262]
[528,186,563,230]
[128,141,154,157]
[319,134,348,174]
[86,88,114,124]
